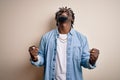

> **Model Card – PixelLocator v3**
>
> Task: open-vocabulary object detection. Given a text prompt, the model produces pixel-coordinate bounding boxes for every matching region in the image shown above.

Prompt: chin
[60,23,68,27]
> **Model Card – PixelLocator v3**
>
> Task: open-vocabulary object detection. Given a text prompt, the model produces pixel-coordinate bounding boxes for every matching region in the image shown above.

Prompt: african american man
[29,7,100,80]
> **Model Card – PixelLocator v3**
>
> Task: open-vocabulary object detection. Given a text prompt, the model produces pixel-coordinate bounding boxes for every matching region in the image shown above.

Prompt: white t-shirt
[55,34,67,80]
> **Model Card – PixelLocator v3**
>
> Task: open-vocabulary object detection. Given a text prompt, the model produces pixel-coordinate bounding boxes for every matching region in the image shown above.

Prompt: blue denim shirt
[31,28,96,80]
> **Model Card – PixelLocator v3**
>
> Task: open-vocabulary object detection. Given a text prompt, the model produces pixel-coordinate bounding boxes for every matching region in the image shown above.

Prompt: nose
[61,12,68,17]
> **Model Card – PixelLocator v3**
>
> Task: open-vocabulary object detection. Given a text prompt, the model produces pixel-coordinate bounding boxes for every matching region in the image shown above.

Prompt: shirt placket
[51,34,58,80]
[66,33,72,80]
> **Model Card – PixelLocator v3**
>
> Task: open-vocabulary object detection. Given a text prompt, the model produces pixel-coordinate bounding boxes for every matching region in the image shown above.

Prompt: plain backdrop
[0,0,120,80]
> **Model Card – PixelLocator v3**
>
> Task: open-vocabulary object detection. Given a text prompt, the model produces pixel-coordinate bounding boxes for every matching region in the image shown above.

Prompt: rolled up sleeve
[81,36,96,69]
[30,36,46,67]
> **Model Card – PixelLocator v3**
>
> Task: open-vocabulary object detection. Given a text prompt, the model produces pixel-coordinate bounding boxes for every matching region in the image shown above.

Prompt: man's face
[57,12,72,27]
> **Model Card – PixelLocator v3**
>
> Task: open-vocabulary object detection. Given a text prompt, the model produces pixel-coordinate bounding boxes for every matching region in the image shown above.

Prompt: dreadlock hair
[55,7,75,27]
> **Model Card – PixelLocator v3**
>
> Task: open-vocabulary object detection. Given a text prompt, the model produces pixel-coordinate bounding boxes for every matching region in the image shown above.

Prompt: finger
[35,47,39,50]
[93,48,100,53]
[91,55,97,58]
[91,52,98,58]
[32,46,36,50]
[90,55,96,61]
[30,45,35,50]
[91,48,100,54]
[90,48,95,52]
[92,50,95,53]
[90,54,98,61]
[29,45,35,51]
[35,49,39,53]
[90,49,95,53]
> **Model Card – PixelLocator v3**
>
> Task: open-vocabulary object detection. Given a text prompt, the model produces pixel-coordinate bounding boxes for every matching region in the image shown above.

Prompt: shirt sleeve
[87,59,96,69]
[30,55,41,67]
[81,36,96,69]
[30,36,45,67]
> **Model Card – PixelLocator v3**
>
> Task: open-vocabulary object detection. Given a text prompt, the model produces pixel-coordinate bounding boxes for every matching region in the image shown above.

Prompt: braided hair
[55,7,75,27]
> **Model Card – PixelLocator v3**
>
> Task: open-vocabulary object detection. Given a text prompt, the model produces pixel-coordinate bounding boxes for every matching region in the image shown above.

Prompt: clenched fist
[89,48,100,66]
[28,45,39,62]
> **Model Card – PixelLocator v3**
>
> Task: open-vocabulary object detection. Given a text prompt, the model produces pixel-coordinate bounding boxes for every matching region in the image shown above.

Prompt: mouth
[58,16,68,23]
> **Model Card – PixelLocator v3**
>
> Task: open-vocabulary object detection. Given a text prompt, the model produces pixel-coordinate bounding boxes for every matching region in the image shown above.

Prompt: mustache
[57,16,68,23]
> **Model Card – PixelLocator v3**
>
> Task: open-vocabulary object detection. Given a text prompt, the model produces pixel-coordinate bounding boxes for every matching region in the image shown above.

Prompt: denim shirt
[31,28,96,80]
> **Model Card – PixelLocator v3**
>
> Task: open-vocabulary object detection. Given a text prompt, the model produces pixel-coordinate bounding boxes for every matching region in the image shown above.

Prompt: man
[29,7,99,80]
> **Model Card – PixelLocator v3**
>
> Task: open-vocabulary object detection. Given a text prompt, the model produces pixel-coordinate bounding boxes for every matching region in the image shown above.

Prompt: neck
[58,25,71,34]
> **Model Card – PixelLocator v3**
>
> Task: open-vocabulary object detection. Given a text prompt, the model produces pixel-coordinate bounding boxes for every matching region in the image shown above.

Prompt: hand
[89,48,100,66]
[28,45,39,62]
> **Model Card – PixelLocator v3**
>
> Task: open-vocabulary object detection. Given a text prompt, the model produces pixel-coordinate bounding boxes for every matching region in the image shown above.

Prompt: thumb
[90,48,95,53]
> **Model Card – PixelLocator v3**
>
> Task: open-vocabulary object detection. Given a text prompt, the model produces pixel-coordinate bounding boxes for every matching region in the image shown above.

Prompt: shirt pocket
[73,46,81,62]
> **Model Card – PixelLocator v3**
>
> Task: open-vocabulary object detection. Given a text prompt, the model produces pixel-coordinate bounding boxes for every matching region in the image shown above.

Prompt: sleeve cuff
[87,59,96,69]
[30,55,41,67]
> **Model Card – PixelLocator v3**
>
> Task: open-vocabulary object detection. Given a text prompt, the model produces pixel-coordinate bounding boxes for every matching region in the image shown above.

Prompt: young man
[29,7,99,80]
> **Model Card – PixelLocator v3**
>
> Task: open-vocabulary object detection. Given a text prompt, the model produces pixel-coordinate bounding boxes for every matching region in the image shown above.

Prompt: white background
[0,0,120,80]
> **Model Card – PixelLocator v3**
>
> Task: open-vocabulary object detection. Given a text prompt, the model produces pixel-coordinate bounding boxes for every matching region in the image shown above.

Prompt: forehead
[59,11,72,17]
[61,12,68,16]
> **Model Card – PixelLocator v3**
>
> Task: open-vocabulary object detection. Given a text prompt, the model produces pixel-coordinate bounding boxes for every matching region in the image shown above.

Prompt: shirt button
[53,58,55,61]
[68,47,70,50]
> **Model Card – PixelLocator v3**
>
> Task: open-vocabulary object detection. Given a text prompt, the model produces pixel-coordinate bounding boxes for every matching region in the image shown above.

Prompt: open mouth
[58,15,68,23]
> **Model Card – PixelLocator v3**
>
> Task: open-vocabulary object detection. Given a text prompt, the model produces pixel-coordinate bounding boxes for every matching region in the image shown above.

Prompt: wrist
[89,59,95,66]
[31,56,38,62]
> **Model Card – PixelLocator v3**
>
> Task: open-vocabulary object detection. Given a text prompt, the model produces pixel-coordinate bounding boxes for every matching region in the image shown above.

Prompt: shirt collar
[56,27,74,36]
